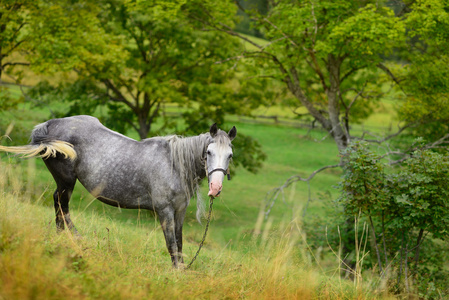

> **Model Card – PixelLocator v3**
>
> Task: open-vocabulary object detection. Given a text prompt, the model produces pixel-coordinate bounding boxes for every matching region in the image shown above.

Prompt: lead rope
[185,195,214,269]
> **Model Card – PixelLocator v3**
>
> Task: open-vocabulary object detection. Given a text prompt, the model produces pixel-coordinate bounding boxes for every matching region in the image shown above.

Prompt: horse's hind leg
[53,186,77,233]
[43,157,78,233]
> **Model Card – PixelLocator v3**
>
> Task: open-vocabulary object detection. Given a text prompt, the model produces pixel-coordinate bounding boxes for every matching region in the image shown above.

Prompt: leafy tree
[395,0,449,146]
[27,0,261,140]
[0,0,118,142]
[0,0,35,83]
[186,0,406,155]
[1,0,267,172]
[339,142,449,296]
[187,4,449,283]
[0,0,53,142]
[0,0,34,112]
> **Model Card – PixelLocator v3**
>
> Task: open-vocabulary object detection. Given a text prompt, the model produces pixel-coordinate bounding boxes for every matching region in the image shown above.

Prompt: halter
[208,168,231,181]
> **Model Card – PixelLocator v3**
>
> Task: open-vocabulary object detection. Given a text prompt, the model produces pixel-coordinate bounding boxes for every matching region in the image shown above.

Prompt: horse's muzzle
[208,181,222,197]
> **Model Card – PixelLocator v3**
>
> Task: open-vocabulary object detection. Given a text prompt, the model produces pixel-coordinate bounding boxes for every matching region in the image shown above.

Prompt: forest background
[1,0,449,298]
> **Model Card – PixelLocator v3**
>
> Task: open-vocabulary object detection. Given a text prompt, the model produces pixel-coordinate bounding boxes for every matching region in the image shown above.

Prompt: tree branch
[377,63,408,95]
[125,119,139,134]
[190,5,264,50]
[395,0,416,17]
[307,49,327,90]
[264,163,341,218]
[385,133,449,165]
[353,121,416,144]
[126,18,148,63]
[341,66,362,83]
[262,17,298,48]
[1,62,30,69]
[102,79,137,112]
[148,99,162,127]
[285,62,330,129]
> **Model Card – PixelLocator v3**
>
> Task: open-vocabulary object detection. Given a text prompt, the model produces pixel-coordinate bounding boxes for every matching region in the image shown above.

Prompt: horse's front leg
[175,208,187,265]
[158,207,179,267]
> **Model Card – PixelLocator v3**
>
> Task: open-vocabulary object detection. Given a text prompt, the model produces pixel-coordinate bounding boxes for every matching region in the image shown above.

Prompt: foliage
[231,132,266,173]
[339,141,449,296]
[186,0,407,154]
[0,0,35,82]
[0,0,268,173]
[0,0,36,112]
[28,0,238,138]
[394,0,449,145]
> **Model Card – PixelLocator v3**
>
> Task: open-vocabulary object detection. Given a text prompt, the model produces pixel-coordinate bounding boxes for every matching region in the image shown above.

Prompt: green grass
[1,119,342,248]
[1,160,392,299]
[0,112,401,298]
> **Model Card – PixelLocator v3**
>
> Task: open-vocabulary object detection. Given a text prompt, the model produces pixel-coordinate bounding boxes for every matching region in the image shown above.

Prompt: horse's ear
[228,126,237,141]
[210,123,218,137]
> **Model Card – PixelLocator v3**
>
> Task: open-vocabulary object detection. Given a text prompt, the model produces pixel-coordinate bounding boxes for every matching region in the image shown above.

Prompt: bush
[338,141,449,297]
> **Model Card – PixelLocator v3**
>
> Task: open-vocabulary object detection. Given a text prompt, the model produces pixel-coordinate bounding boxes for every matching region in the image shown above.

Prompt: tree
[1,0,267,172]
[185,2,449,288]
[0,0,121,143]
[186,0,407,155]
[339,142,449,295]
[394,0,449,147]
[0,0,34,83]
[0,0,34,112]
[27,0,263,140]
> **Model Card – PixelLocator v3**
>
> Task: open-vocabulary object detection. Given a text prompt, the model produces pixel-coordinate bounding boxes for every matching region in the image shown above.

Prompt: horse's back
[32,115,133,146]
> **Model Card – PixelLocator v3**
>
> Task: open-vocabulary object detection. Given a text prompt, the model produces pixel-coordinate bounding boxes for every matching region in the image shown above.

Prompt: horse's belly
[76,170,154,210]
[96,196,154,210]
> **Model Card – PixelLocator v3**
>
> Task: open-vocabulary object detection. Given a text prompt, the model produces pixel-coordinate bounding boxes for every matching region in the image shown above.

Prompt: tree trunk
[381,212,389,275]
[368,214,384,275]
[0,18,5,82]
[137,114,150,140]
[136,93,160,140]
[413,228,424,285]
[327,54,349,155]
[398,232,404,288]
[404,240,410,294]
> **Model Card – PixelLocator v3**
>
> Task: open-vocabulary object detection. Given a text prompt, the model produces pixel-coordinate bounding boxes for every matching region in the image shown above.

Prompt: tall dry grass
[0,159,392,299]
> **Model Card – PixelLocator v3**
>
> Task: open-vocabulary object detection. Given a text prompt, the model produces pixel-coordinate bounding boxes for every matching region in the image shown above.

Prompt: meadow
[0,107,400,299]
[0,1,444,300]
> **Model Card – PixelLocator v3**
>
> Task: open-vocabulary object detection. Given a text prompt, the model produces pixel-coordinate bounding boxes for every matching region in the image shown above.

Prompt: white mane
[162,131,231,222]
[163,133,211,222]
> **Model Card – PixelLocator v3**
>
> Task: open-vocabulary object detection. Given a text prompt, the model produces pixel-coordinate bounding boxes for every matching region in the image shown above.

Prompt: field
[0,106,403,299]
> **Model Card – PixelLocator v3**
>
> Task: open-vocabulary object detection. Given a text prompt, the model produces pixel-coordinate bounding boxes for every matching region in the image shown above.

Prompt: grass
[0,111,401,298]
[1,160,390,299]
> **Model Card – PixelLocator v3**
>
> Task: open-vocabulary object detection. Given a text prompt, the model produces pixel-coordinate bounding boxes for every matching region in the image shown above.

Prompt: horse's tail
[0,141,77,160]
[0,122,77,161]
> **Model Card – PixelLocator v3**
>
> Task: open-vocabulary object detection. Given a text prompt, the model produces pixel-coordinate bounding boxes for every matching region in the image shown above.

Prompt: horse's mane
[161,133,205,221]
[162,130,231,222]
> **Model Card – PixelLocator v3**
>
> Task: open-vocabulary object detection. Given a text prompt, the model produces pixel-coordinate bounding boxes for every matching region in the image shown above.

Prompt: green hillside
[0,114,397,299]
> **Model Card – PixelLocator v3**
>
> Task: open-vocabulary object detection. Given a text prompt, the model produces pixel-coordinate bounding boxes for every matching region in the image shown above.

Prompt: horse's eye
[207,150,211,156]
[229,153,233,159]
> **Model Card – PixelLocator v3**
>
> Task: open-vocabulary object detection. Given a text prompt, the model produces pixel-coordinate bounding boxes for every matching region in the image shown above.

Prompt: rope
[186,195,214,269]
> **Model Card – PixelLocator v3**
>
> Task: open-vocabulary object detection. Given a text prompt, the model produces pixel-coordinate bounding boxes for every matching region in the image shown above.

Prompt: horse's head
[206,123,237,197]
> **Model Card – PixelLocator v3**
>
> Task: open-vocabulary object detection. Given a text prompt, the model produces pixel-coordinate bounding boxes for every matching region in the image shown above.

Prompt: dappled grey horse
[0,115,236,267]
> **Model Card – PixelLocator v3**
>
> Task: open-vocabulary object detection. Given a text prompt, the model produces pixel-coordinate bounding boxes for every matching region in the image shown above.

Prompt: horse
[0,115,236,267]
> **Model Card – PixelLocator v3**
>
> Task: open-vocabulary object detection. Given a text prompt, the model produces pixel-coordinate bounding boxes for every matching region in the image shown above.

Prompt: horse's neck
[189,134,211,179]
[169,133,211,195]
